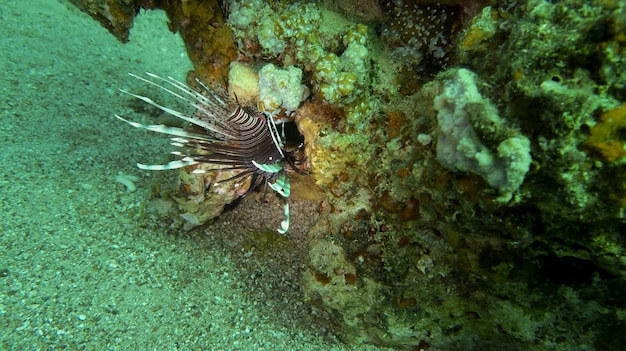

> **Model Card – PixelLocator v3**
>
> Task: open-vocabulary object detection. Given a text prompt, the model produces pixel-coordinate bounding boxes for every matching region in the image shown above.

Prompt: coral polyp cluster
[228,0,321,56]
[227,1,374,108]
[381,1,460,70]
[312,24,370,105]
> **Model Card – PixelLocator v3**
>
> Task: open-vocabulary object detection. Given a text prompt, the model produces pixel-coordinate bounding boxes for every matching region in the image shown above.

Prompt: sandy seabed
[0,1,391,350]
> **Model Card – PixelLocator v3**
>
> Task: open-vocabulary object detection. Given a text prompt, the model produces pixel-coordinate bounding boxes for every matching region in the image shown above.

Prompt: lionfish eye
[114,72,295,234]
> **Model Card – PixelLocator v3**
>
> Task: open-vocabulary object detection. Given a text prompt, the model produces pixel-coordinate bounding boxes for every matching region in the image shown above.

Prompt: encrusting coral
[434,68,532,200]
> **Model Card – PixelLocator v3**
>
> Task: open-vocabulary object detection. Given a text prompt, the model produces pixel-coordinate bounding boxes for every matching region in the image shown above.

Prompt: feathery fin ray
[115,72,292,233]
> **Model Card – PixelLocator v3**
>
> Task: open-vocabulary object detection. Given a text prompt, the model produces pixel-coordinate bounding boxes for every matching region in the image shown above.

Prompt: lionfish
[115,72,294,233]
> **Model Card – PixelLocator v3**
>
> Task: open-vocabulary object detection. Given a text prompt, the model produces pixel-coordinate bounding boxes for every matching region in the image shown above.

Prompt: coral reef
[70,0,626,349]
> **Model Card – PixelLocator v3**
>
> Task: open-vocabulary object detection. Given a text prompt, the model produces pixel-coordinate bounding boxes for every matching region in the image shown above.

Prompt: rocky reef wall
[70,0,626,349]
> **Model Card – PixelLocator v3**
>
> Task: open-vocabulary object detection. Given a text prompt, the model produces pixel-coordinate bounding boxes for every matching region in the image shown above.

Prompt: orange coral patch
[314,272,331,285]
[398,197,420,221]
[586,103,626,161]
[392,295,417,309]
[344,273,357,285]
[387,110,406,139]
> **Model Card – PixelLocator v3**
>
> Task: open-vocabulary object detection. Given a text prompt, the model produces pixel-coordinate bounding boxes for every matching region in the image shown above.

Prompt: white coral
[434,68,532,199]
[258,63,309,113]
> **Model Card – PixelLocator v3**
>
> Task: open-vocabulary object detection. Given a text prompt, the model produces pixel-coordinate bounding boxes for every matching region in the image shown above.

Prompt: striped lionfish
[115,72,296,234]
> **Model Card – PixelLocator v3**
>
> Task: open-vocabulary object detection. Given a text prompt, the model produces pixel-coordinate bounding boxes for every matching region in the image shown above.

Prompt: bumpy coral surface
[381,1,461,70]
[257,63,309,113]
[434,68,532,199]
[64,0,137,42]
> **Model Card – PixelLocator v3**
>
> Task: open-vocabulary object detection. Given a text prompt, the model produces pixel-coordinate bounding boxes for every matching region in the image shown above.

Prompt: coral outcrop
[71,0,626,349]
[434,68,532,200]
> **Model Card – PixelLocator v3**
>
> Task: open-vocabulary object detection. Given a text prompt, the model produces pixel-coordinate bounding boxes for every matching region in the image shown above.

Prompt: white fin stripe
[117,90,224,135]
[132,73,215,110]
[277,201,289,234]
[189,76,227,107]
[138,73,230,119]
[267,117,285,158]
[114,114,216,142]
[137,159,198,170]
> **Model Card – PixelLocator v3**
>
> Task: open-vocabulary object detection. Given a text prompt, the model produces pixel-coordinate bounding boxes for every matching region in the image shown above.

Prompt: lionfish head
[115,72,299,233]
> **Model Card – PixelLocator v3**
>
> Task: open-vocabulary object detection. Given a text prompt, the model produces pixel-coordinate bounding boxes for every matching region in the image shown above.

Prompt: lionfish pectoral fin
[250,161,291,233]
[114,115,216,142]
[269,171,290,198]
[251,160,283,173]
[118,88,218,134]
[277,201,290,235]
[137,158,198,171]
[269,172,291,234]
[119,74,231,137]
[114,114,201,171]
